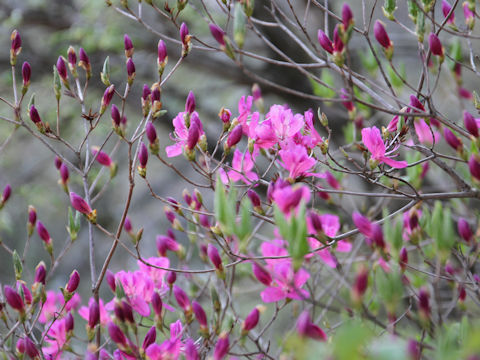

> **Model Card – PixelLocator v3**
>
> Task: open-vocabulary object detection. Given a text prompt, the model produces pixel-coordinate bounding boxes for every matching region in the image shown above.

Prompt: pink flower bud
[325,171,340,189]
[60,163,69,184]
[138,142,148,168]
[19,282,32,305]
[174,285,191,312]
[146,122,157,144]
[409,95,425,112]
[352,212,372,238]
[36,221,51,245]
[54,156,62,170]
[242,307,260,332]
[101,85,115,111]
[156,235,180,256]
[11,30,21,54]
[192,301,208,328]
[34,261,46,285]
[142,84,151,101]
[4,285,24,312]
[79,48,91,76]
[29,105,42,124]
[459,285,467,302]
[69,192,92,215]
[209,24,226,46]
[442,0,455,24]
[458,218,473,242]
[142,326,156,350]
[124,34,134,58]
[66,269,80,293]
[219,108,231,123]
[105,270,116,293]
[371,224,385,249]
[111,104,121,127]
[158,40,167,63]
[469,154,480,181]
[252,262,272,286]
[122,300,134,323]
[24,337,39,358]
[333,25,344,53]
[247,189,261,208]
[207,244,222,270]
[152,292,163,315]
[108,322,127,347]
[126,58,136,79]
[463,111,478,137]
[180,22,189,45]
[352,266,368,301]
[65,312,74,333]
[185,91,196,114]
[317,30,334,54]
[67,46,77,68]
[340,88,354,112]
[167,271,177,285]
[56,56,68,81]
[309,211,323,233]
[151,86,161,102]
[213,333,229,360]
[407,339,421,360]
[399,247,408,271]
[227,124,243,147]
[464,2,475,28]
[418,287,430,319]
[428,33,443,57]
[187,122,200,150]
[387,115,399,133]
[185,338,200,360]
[374,20,392,49]
[22,62,31,87]
[88,300,100,328]
[16,338,25,354]
[2,184,11,203]
[342,3,354,28]
[92,146,113,167]
[296,311,327,341]
[443,127,462,151]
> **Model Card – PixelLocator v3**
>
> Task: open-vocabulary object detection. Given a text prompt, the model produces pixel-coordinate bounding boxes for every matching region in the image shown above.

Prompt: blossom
[278,141,325,179]
[137,256,169,288]
[166,112,204,157]
[297,311,327,341]
[43,317,69,358]
[271,183,310,215]
[221,149,258,184]
[361,126,407,168]
[115,271,155,316]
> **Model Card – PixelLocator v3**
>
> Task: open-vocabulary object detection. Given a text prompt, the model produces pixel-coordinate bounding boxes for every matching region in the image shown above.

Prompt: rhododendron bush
[2,0,480,359]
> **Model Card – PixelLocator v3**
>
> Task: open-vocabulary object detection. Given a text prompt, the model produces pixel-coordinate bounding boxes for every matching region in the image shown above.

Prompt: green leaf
[234,197,252,243]
[12,250,22,280]
[310,71,336,100]
[233,2,246,49]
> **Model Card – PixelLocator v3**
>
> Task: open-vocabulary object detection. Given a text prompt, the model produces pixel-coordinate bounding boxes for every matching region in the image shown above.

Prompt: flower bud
[399,247,408,271]
[407,339,421,360]
[108,322,127,348]
[152,291,163,316]
[142,326,156,351]
[333,26,344,53]
[428,33,444,59]
[409,95,425,112]
[23,337,39,358]
[443,127,462,151]
[79,48,92,79]
[209,23,226,46]
[325,171,340,189]
[173,285,191,313]
[463,111,478,137]
[22,61,31,90]
[442,0,455,25]
[469,154,480,181]
[121,300,134,324]
[67,46,77,76]
[10,30,21,65]
[342,3,354,29]
[27,205,37,237]
[36,221,52,245]
[138,142,148,177]
[56,56,69,85]
[106,270,116,292]
[458,285,467,302]
[124,34,134,58]
[66,269,80,293]
[88,300,100,329]
[227,124,243,148]
[111,104,121,128]
[207,244,223,271]
[418,287,430,322]
[34,261,46,285]
[351,266,368,304]
[242,307,260,334]
[371,224,385,250]
[180,22,191,56]
[29,105,42,125]
[374,20,393,59]
[458,218,473,242]
[317,30,334,54]
[464,2,475,29]
[4,285,24,313]
[167,271,177,286]
[213,333,229,360]
[192,301,208,332]
[69,192,92,215]
[157,40,168,75]
[60,163,69,189]
[296,311,327,341]
[100,85,115,115]
[352,212,372,237]
[187,122,200,150]
[185,91,196,114]
[65,312,74,334]
[185,338,199,360]
[252,262,272,286]
[126,58,136,85]
[247,189,262,208]
[1,184,11,206]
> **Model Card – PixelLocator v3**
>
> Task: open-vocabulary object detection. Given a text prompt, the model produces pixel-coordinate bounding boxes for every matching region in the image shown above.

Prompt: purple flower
[146,122,157,143]
[138,142,148,168]
[207,244,222,270]
[34,261,46,284]
[36,221,52,245]
[173,285,191,312]
[192,301,208,329]
[88,300,100,328]
[108,322,127,347]
[180,22,189,45]
[67,46,77,68]
[111,104,121,127]
[29,105,42,124]
[126,58,136,79]
[142,326,156,350]
[342,3,354,28]
[213,333,229,360]
[318,31,334,55]
[101,85,115,114]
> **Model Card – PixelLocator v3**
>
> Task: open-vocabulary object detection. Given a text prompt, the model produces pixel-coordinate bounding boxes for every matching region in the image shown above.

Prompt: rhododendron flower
[278,141,325,179]
[40,291,81,323]
[361,126,407,168]
[220,149,258,184]
[145,320,183,360]
[414,119,439,146]
[166,111,204,157]
[297,311,327,341]
[115,270,155,316]
[43,317,69,357]
[271,184,310,215]
[137,256,169,288]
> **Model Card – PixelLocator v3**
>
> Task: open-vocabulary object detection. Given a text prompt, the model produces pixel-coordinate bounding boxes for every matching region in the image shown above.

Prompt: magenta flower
[458,218,473,242]
[166,112,205,157]
[252,262,272,286]
[4,285,24,312]
[115,270,155,316]
[413,119,439,146]
[137,256,169,288]
[158,40,167,63]
[226,124,243,148]
[220,149,258,185]
[297,311,327,341]
[78,298,110,327]
[56,56,68,81]
[443,127,462,151]
[428,33,444,57]
[464,2,475,28]
[34,262,46,285]
[192,301,208,330]
[469,154,480,181]
[374,20,392,49]
[91,146,113,167]
[242,307,260,333]
[184,339,200,360]
[271,184,310,215]
[43,317,69,357]
[317,30,334,54]
[214,333,230,360]
[180,22,189,45]
[361,126,407,168]
[36,221,52,245]
[342,3,354,28]
[464,111,479,137]
[65,269,80,293]
[278,142,325,179]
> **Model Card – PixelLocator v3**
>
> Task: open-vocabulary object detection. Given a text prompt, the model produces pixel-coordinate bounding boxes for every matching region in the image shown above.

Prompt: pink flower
[414,119,439,146]
[166,112,204,157]
[43,317,69,357]
[442,0,455,25]
[137,256,169,288]
[115,270,155,316]
[78,298,110,326]
[260,262,310,302]
[278,141,325,179]
[271,184,310,215]
[361,126,407,168]
[297,311,327,341]
[222,149,258,184]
